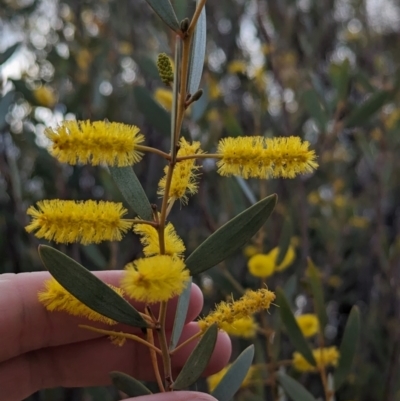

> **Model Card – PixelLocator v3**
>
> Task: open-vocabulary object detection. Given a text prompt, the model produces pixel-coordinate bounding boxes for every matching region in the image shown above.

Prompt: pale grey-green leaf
[39,245,148,328]
[172,324,218,389]
[212,345,254,401]
[188,0,206,95]
[109,166,153,221]
[278,372,317,401]
[110,371,152,396]
[186,194,277,275]
[334,306,360,390]
[144,0,180,32]
[170,278,192,350]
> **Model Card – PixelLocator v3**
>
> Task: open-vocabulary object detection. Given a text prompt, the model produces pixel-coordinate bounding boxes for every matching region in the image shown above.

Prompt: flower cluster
[45,120,144,167]
[38,278,123,325]
[217,136,318,179]
[158,138,203,204]
[296,314,320,338]
[121,255,190,303]
[247,245,296,278]
[198,289,276,332]
[133,222,185,257]
[26,200,132,244]
[293,346,340,372]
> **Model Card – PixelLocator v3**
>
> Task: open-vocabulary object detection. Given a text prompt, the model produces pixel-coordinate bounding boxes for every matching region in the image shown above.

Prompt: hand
[124,392,218,401]
[0,272,231,401]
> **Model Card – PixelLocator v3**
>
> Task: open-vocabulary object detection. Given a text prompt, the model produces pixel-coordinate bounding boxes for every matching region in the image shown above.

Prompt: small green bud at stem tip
[180,18,190,33]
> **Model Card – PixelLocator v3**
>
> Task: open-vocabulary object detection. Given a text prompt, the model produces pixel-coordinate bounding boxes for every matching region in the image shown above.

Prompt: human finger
[0,323,231,401]
[126,392,218,401]
[0,271,203,362]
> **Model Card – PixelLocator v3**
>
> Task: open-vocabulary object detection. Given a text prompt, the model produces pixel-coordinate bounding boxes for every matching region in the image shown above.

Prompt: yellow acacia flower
[198,289,275,332]
[26,199,132,244]
[220,316,258,338]
[296,314,319,338]
[38,278,123,325]
[293,346,340,372]
[45,120,144,166]
[248,253,275,278]
[33,86,57,108]
[268,245,296,272]
[158,138,203,204]
[154,88,173,111]
[207,364,258,392]
[121,255,190,303]
[133,222,185,258]
[227,60,247,75]
[217,136,318,179]
[243,245,259,258]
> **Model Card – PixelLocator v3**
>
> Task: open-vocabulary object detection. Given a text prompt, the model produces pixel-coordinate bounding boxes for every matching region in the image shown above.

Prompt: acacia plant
[22,1,341,399]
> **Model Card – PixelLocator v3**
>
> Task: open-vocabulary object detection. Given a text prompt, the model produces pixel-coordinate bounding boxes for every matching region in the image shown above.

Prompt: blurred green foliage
[1,0,400,400]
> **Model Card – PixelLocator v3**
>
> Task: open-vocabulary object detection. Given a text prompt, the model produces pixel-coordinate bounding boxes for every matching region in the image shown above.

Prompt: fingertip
[126,391,217,401]
[186,283,204,323]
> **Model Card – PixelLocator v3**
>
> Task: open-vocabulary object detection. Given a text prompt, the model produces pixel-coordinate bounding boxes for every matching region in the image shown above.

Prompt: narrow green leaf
[39,245,148,328]
[170,278,192,350]
[0,91,15,130]
[303,89,328,132]
[171,37,181,161]
[276,288,316,366]
[172,324,218,389]
[109,166,153,221]
[307,258,328,329]
[144,0,180,32]
[186,194,277,275]
[0,43,19,65]
[212,345,255,401]
[133,86,171,137]
[330,59,350,103]
[283,274,297,302]
[344,90,391,127]
[188,0,206,95]
[110,371,152,397]
[276,217,292,266]
[277,372,317,401]
[334,306,360,390]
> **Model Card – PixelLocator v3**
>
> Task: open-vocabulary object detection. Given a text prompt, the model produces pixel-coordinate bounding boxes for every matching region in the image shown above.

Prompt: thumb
[125,391,217,401]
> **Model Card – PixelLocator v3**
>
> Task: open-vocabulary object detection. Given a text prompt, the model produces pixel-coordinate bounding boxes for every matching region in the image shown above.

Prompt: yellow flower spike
[45,120,144,167]
[217,136,318,179]
[198,289,275,332]
[293,346,340,372]
[220,316,258,338]
[247,253,275,278]
[133,221,185,258]
[243,245,259,258]
[154,88,173,111]
[38,278,122,325]
[158,138,204,204]
[26,199,132,244]
[295,314,319,338]
[268,245,296,272]
[33,86,57,108]
[207,364,258,392]
[121,255,190,303]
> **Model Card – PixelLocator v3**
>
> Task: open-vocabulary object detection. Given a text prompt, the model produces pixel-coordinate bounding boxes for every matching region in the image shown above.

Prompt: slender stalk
[125,219,159,228]
[317,332,332,401]
[157,302,173,389]
[136,145,171,160]
[188,0,207,33]
[169,331,202,355]
[147,326,165,392]
[79,325,162,354]
[176,153,221,162]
